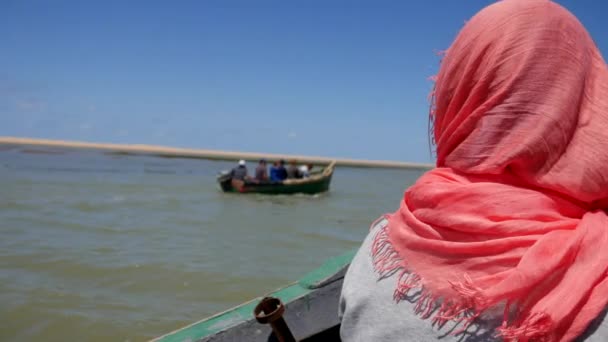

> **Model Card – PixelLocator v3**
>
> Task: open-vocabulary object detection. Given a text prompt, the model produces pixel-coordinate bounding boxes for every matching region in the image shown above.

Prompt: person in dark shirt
[270,160,288,182]
[255,159,268,182]
[278,160,288,180]
[230,160,248,181]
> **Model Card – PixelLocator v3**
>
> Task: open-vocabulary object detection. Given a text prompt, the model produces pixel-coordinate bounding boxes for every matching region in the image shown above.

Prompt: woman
[339,1,608,341]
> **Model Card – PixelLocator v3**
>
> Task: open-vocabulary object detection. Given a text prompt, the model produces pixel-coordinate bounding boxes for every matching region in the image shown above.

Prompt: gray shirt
[339,219,608,341]
[231,166,247,180]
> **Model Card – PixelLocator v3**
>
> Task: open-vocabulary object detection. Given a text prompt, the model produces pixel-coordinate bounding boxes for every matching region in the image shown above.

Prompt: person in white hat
[230,160,248,181]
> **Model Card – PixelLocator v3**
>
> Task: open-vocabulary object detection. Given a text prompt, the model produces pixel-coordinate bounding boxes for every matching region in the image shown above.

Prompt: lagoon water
[0,145,425,341]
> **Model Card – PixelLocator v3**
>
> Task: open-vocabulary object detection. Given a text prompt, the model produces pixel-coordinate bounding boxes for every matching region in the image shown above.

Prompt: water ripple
[0,147,424,341]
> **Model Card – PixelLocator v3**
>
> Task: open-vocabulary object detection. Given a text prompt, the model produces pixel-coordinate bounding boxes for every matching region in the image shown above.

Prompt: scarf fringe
[370,223,554,341]
[498,311,554,342]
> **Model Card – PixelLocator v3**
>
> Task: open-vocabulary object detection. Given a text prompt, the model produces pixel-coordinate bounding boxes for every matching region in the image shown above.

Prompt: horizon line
[0,136,434,170]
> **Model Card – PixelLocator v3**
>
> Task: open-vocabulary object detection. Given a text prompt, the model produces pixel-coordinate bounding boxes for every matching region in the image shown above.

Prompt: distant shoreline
[0,136,434,170]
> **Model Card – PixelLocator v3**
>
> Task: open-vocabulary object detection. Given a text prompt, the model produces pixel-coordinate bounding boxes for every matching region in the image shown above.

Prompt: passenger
[277,160,288,180]
[254,159,268,182]
[299,164,310,178]
[299,164,314,178]
[270,160,287,182]
[340,1,608,342]
[286,159,302,179]
[230,159,248,181]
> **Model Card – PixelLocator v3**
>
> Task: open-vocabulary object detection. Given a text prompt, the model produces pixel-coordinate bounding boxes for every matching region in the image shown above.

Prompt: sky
[1,1,607,163]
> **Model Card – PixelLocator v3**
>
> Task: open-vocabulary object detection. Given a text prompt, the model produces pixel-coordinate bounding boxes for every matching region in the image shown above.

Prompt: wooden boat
[217,162,336,195]
[152,249,354,342]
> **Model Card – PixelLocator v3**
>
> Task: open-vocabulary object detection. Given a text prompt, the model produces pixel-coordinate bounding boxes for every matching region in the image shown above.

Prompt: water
[0,145,424,341]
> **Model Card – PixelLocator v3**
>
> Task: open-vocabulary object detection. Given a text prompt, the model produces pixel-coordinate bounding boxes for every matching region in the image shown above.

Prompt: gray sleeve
[338,219,482,342]
[339,220,608,342]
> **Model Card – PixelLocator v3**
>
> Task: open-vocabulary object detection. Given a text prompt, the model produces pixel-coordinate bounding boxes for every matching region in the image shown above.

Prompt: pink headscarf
[372,1,608,341]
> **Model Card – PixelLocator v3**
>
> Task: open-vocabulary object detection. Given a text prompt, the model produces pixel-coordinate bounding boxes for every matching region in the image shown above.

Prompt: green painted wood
[154,284,307,342]
[243,178,330,195]
[153,249,357,342]
[219,176,332,195]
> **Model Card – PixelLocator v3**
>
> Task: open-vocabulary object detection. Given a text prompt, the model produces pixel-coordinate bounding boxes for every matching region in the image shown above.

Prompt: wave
[20,148,66,155]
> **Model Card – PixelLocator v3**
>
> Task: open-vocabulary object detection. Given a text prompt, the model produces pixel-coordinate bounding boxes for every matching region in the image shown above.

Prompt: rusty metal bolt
[254,297,296,342]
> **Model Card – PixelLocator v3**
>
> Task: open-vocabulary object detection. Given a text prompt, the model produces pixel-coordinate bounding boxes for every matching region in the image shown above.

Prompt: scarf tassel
[371,224,554,341]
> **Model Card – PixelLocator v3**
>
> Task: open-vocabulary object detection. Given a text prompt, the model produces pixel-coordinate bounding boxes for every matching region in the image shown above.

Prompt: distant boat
[152,249,354,342]
[217,161,336,195]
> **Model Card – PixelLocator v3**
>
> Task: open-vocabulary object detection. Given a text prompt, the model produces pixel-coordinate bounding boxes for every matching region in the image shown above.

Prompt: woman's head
[432,0,608,202]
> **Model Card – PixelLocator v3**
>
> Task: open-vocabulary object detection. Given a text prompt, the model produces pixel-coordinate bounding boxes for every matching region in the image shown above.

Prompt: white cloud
[16,99,46,111]
[287,132,297,139]
[79,123,93,130]
[116,129,129,137]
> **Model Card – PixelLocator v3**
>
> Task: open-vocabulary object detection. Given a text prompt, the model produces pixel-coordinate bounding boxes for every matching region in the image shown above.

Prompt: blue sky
[1,0,606,162]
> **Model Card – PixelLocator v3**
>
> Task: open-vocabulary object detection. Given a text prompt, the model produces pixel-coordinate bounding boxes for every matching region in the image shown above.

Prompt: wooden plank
[152,250,356,342]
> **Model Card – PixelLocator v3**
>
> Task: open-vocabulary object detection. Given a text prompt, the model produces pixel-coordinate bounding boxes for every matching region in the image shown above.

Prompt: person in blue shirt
[269,160,288,182]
